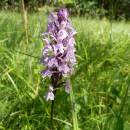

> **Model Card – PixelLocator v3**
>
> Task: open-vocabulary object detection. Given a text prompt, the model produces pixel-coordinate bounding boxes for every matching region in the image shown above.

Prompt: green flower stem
[70,83,79,130]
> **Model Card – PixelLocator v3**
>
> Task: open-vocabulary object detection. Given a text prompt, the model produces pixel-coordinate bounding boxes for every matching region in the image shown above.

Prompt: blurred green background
[0,0,130,130]
[0,0,130,19]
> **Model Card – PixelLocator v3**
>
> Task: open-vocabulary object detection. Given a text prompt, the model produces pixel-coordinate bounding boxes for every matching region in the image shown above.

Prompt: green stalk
[70,83,79,130]
[21,0,28,44]
[51,100,54,130]
[50,90,56,130]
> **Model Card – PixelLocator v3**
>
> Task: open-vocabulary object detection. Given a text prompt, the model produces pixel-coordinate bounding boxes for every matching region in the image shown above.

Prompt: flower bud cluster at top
[41,8,77,101]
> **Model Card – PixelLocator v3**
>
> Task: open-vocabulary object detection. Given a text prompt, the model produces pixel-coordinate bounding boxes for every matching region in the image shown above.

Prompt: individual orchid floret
[57,8,68,22]
[41,8,77,101]
[45,86,54,101]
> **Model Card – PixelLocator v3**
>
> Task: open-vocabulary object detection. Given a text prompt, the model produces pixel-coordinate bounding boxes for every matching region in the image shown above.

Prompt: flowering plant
[41,8,77,101]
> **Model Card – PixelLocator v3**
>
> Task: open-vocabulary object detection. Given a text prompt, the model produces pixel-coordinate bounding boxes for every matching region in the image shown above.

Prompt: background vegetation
[0,0,130,19]
[0,0,130,130]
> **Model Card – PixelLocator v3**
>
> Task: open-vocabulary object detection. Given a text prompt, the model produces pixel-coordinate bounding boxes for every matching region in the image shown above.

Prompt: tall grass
[0,11,130,130]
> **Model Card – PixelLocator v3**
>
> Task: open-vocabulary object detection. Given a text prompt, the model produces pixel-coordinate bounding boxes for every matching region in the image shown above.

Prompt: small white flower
[46,91,54,101]
[44,86,54,101]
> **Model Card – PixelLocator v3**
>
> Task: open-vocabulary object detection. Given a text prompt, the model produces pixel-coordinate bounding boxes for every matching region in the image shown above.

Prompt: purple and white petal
[48,57,58,67]
[53,43,64,54]
[41,69,52,78]
[58,29,68,41]
[58,64,70,74]
[45,91,54,101]
[45,86,55,101]
[42,45,52,56]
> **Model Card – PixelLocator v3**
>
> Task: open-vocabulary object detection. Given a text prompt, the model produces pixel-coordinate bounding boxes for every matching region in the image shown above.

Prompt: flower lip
[46,92,54,101]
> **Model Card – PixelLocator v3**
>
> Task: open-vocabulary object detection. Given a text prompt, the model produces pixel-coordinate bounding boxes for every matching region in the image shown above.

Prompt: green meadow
[0,11,130,130]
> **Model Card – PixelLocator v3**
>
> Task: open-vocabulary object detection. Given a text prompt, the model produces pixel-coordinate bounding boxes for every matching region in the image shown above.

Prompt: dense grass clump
[0,11,130,130]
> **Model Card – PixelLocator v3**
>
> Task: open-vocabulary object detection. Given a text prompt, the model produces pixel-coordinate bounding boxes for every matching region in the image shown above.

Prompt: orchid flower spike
[41,8,77,101]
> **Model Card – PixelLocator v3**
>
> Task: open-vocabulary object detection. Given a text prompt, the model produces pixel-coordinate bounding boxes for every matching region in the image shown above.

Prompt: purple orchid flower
[41,8,77,101]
